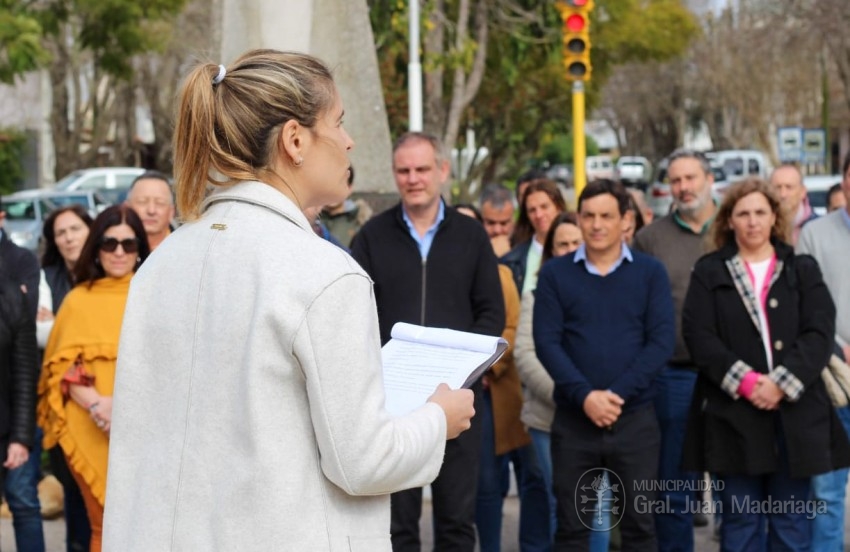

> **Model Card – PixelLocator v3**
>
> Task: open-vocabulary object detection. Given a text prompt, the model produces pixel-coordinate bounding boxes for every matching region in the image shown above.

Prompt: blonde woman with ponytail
[102,50,475,551]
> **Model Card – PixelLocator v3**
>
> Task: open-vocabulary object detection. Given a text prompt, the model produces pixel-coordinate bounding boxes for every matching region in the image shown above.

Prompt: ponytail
[172,50,336,221]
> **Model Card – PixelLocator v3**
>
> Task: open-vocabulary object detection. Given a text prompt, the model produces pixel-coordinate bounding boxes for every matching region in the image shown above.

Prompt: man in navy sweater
[533,180,675,551]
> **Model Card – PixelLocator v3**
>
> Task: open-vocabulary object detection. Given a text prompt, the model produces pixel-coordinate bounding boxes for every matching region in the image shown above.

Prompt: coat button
[769,298,778,308]
[774,340,783,351]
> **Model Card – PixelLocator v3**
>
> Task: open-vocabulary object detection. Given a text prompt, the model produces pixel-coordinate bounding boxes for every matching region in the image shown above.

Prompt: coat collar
[201,181,313,234]
[720,238,792,334]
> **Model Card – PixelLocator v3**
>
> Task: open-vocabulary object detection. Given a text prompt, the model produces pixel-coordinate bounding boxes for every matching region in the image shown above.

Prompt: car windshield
[49,194,91,209]
[54,171,85,190]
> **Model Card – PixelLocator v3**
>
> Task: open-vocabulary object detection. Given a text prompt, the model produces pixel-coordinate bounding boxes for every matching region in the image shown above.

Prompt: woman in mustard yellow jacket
[38,204,149,552]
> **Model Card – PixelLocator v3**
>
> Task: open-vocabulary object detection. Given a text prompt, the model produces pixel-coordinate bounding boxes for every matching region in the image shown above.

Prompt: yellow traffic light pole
[573,81,586,199]
[556,0,592,201]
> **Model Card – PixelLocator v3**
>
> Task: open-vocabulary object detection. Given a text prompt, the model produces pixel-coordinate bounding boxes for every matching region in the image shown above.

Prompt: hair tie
[212,64,226,85]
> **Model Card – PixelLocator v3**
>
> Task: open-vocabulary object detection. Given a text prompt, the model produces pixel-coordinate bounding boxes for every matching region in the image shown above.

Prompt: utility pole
[408,0,423,131]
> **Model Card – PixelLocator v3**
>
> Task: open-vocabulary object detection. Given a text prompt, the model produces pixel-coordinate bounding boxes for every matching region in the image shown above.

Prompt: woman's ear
[279,120,304,166]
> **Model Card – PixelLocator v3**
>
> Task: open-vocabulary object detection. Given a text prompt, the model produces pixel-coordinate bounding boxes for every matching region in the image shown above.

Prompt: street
[6,482,849,551]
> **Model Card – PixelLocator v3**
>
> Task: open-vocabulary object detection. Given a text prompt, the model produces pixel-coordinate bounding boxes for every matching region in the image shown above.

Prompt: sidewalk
[4,485,850,551]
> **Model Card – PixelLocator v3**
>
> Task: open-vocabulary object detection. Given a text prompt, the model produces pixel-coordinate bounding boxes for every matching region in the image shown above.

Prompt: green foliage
[0,1,51,83]
[0,128,27,195]
[592,0,700,80]
[539,131,599,165]
[367,0,698,183]
[33,0,186,79]
[0,0,184,83]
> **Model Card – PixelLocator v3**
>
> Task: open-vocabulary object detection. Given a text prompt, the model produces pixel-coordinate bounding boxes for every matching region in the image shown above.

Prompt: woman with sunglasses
[38,204,149,551]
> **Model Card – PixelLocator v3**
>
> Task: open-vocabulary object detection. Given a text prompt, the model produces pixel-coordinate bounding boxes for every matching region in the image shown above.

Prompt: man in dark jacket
[351,132,505,552]
[0,263,38,512]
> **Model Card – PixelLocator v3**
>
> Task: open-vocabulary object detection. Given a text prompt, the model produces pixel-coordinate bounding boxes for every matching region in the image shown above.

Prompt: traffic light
[557,0,593,81]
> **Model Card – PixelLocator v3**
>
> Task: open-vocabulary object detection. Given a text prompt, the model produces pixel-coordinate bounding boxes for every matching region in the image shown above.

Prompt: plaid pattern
[721,360,753,398]
[726,256,761,332]
[725,255,785,357]
[769,365,804,402]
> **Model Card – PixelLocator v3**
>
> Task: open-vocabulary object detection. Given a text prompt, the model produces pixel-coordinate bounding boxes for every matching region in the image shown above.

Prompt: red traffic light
[571,0,589,5]
[565,13,587,32]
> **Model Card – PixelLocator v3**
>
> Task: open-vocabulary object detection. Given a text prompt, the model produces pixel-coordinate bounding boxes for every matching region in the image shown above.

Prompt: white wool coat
[102,181,447,551]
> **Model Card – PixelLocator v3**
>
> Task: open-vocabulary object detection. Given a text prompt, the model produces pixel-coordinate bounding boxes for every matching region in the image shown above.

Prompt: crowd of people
[0,48,849,552]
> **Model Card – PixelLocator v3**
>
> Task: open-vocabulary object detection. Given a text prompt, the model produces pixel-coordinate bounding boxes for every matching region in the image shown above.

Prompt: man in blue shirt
[351,132,504,552]
[534,180,675,551]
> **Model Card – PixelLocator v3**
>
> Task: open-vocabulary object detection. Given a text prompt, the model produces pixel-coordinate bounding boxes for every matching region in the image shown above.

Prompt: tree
[370,0,699,197]
[0,0,50,83]
[31,0,187,178]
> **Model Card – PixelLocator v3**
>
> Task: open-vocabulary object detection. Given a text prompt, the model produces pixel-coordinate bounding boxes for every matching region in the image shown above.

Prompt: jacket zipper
[420,256,427,326]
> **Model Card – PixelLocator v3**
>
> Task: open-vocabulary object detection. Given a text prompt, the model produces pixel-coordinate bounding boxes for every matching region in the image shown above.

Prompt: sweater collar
[201,181,313,234]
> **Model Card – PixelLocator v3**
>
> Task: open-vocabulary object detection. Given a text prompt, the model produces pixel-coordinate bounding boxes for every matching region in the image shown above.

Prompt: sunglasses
[99,237,140,254]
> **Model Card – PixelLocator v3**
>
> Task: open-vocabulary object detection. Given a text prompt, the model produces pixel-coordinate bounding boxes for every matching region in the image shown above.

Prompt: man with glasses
[632,148,719,551]
[125,171,175,251]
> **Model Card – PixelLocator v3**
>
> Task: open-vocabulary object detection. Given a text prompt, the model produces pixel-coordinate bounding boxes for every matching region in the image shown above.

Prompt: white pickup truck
[616,156,651,190]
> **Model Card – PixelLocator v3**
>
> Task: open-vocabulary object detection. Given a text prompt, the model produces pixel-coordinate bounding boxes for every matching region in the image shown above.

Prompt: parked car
[586,155,616,181]
[55,166,145,205]
[1,189,110,252]
[1,192,57,252]
[546,164,572,187]
[616,156,652,190]
[705,150,772,183]
[803,174,842,216]
[648,157,728,217]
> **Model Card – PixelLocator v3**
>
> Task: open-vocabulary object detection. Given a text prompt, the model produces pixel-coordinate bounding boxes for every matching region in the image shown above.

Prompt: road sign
[802,128,826,164]
[777,127,802,162]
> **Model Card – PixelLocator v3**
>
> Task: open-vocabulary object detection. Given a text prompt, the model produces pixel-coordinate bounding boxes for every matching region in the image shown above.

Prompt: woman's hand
[749,376,783,410]
[89,396,114,433]
[427,384,475,440]
[36,306,54,322]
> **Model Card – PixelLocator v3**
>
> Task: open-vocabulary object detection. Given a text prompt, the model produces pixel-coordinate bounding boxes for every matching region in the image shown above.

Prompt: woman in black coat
[682,178,850,551]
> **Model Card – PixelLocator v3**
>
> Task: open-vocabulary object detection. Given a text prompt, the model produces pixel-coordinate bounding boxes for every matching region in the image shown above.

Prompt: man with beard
[632,149,718,552]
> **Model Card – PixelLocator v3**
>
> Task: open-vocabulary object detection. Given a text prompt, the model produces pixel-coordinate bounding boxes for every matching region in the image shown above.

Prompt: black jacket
[682,240,850,477]
[0,229,39,320]
[499,240,532,296]
[43,263,74,314]
[0,268,38,449]
[350,202,505,345]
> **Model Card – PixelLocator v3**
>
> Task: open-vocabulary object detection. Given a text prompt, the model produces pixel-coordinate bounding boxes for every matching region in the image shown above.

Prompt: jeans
[653,367,698,552]
[719,423,812,552]
[529,428,610,552]
[4,427,46,552]
[478,391,553,552]
[476,391,509,552]
[810,405,850,551]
